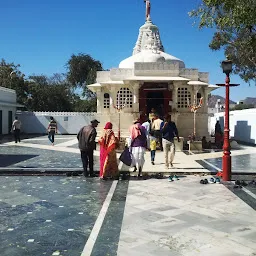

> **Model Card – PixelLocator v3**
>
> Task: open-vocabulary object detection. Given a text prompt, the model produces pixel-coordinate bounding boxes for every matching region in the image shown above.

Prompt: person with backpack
[161,114,180,169]
[47,116,58,146]
[128,119,147,177]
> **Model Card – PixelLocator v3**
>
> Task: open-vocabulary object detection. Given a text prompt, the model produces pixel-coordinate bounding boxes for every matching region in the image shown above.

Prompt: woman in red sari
[98,122,119,179]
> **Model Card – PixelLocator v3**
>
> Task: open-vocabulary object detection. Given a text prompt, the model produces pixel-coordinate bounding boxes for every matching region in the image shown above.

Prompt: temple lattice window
[116,88,133,108]
[177,87,191,108]
[103,93,110,108]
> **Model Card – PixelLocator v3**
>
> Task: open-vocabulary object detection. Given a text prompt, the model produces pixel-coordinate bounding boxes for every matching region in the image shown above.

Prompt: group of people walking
[77,112,180,179]
[11,116,58,145]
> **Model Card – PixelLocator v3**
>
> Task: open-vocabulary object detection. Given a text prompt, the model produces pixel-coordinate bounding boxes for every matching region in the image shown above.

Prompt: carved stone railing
[134,62,180,76]
[110,69,133,80]
[199,72,209,83]
[179,68,199,80]
[96,71,111,83]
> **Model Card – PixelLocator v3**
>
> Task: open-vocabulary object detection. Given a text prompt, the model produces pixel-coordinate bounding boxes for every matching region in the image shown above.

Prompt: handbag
[119,146,132,166]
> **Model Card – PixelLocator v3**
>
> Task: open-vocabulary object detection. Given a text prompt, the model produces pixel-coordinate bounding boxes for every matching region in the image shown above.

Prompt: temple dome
[119,18,185,69]
[119,50,185,69]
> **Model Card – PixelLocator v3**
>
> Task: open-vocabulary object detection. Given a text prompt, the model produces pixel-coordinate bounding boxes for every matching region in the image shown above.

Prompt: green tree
[0,59,28,105]
[26,74,75,111]
[189,0,256,83]
[72,98,97,112]
[66,53,103,98]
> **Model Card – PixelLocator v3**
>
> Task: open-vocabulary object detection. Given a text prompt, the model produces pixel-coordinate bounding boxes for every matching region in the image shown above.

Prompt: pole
[222,74,231,181]
[118,110,121,141]
[194,111,196,138]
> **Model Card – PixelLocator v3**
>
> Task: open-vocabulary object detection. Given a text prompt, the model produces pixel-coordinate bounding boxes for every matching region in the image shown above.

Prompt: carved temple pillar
[131,82,140,113]
[96,88,102,113]
[109,87,117,114]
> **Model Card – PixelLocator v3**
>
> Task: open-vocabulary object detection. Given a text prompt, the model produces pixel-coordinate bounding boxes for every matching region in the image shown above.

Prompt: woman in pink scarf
[98,122,119,179]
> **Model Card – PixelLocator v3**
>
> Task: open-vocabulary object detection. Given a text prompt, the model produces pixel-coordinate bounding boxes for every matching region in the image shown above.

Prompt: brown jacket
[77,125,97,151]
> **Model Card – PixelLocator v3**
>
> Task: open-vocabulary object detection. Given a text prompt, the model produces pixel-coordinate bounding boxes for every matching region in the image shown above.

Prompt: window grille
[116,88,133,108]
[103,93,110,109]
[177,87,191,108]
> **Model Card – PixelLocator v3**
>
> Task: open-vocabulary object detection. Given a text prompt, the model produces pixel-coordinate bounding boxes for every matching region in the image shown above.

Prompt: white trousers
[131,147,146,169]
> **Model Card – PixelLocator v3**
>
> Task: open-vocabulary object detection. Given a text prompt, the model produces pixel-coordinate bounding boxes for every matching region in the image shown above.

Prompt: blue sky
[0,0,255,101]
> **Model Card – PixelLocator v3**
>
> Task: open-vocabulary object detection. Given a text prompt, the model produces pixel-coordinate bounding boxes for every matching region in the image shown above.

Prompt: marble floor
[0,135,256,255]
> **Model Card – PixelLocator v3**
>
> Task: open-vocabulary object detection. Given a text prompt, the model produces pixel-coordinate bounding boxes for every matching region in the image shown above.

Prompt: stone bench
[187,140,202,151]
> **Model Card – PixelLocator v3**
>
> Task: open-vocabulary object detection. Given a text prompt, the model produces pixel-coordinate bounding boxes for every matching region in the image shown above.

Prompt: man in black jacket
[161,115,180,169]
[77,119,100,177]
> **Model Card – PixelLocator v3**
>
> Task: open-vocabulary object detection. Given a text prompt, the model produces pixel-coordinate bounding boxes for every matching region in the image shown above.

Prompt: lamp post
[113,92,128,140]
[216,59,239,181]
[187,95,203,139]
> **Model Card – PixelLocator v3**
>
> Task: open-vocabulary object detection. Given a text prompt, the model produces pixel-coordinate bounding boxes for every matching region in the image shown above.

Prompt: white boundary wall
[209,108,256,145]
[16,111,97,134]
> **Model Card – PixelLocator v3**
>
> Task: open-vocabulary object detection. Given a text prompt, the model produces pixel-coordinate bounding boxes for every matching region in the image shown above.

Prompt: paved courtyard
[0,135,256,256]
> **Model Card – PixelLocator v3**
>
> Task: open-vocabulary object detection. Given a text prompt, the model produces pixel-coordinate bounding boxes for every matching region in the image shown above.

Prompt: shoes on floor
[173,175,179,181]
[168,175,173,182]
[240,180,248,186]
[209,177,216,184]
[249,180,256,186]
[215,177,221,184]
[235,180,241,185]
[200,178,209,184]
[151,161,155,165]
[133,167,137,172]
[156,173,163,179]
[170,163,173,168]
[233,185,242,189]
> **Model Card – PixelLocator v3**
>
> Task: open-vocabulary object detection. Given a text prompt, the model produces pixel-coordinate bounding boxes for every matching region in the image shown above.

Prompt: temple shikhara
[88,1,217,138]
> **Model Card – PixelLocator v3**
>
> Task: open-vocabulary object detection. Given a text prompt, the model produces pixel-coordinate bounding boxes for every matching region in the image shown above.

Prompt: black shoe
[241,180,248,186]
[83,172,89,177]
[235,180,241,185]
[133,167,137,172]
[204,179,208,184]
[248,180,256,186]
[200,179,204,184]
[151,161,155,165]
[156,173,163,179]
[89,173,98,177]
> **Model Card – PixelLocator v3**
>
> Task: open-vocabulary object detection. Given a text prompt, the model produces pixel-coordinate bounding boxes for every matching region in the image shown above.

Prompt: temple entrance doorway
[146,91,164,118]
[139,83,172,121]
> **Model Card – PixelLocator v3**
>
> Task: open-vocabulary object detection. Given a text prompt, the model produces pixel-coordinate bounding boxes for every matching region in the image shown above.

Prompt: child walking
[149,131,157,165]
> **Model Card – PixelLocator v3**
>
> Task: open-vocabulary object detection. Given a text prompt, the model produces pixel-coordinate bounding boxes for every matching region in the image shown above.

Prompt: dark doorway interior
[8,111,12,134]
[146,91,164,118]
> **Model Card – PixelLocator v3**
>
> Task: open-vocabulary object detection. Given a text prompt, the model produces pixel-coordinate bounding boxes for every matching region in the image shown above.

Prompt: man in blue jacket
[160,115,180,168]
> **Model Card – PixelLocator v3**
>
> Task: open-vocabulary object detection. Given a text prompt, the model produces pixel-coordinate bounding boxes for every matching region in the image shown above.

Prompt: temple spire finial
[144,0,151,20]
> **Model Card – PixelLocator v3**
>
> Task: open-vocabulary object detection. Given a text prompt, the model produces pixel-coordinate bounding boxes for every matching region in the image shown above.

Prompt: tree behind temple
[66,53,103,98]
